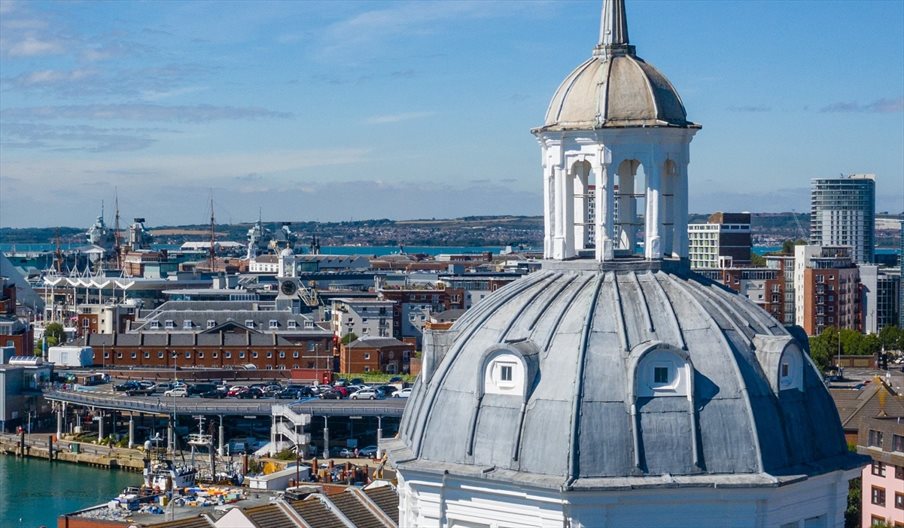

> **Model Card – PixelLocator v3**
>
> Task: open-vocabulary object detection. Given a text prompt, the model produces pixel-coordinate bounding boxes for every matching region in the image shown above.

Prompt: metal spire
[595,0,635,58]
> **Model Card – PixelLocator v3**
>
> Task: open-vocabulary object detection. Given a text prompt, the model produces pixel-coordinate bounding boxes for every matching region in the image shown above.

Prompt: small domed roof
[280,248,294,257]
[540,54,693,131]
[389,261,857,490]
[535,0,697,132]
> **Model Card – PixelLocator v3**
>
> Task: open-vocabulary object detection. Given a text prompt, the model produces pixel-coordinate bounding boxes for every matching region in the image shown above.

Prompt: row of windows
[867,431,904,452]
[149,319,307,330]
[102,350,311,360]
[869,484,904,511]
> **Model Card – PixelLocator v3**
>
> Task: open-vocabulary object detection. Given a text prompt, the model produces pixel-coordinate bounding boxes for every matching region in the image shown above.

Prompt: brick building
[794,245,862,336]
[378,287,458,347]
[82,327,332,370]
[339,336,414,374]
[0,278,33,357]
[696,268,783,322]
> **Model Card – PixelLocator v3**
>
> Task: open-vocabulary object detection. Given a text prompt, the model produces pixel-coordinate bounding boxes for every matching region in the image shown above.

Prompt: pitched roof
[363,486,399,524]
[287,498,344,528]
[326,491,388,528]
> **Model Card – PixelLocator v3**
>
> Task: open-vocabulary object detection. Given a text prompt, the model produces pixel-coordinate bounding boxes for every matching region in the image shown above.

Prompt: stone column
[543,164,555,259]
[644,154,662,260]
[56,407,63,438]
[97,411,104,441]
[553,166,566,259]
[218,416,225,457]
[563,167,575,258]
[322,416,329,459]
[128,415,135,449]
[167,421,173,452]
[376,416,383,459]
[673,161,689,260]
[594,150,614,261]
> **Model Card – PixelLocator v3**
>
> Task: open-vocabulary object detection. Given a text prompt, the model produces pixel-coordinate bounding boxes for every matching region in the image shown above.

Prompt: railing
[42,390,406,417]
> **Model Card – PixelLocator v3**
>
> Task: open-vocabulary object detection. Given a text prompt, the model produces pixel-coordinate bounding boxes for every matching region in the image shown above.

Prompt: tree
[879,326,903,352]
[35,322,67,355]
[750,253,766,267]
[844,477,861,528]
[781,238,807,254]
[809,328,839,371]
[341,332,358,345]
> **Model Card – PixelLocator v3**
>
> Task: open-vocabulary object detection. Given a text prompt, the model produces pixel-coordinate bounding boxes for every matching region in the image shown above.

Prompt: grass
[339,372,416,384]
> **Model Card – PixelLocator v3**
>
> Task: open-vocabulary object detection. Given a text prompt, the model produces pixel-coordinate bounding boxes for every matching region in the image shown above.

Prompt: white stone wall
[397,469,855,528]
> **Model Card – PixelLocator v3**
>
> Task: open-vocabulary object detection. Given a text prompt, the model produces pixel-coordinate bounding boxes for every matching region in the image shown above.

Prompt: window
[287,320,297,329]
[869,430,884,448]
[893,434,904,453]
[896,465,904,480]
[279,351,285,359]
[207,320,216,329]
[500,365,513,382]
[293,351,299,359]
[872,461,886,477]
[239,351,246,359]
[157,351,164,359]
[266,351,272,359]
[143,351,150,359]
[654,366,670,384]
[150,321,160,329]
[116,352,122,359]
[308,342,317,352]
[104,352,110,359]
[269,320,278,329]
[871,486,886,506]
[245,320,254,328]
[252,351,258,359]
[183,320,192,329]
[131,352,137,359]
[781,363,789,377]
[184,351,191,359]
[364,353,370,360]
[896,492,904,510]
[225,351,232,359]
[197,351,204,359]
[165,320,175,329]
[212,352,218,359]
[82,318,90,328]
[364,366,371,373]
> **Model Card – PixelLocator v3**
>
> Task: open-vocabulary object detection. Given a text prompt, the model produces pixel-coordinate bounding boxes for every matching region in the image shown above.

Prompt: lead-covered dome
[389,261,856,490]
[534,0,697,132]
[541,54,693,131]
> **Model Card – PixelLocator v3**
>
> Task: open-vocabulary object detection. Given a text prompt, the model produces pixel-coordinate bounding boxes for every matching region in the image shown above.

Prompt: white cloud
[365,111,435,125]
[6,35,65,56]
[1,103,292,122]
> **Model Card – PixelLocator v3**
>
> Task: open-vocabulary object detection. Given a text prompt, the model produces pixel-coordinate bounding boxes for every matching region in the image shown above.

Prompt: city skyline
[1,0,902,228]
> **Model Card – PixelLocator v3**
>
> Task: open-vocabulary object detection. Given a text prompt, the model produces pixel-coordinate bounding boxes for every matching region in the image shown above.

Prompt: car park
[349,378,365,386]
[226,385,248,397]
[114,381,140,392]
[187,383,219,397]
[374,385,397,398]
[199,389,226,399]
[126,381,156,396]
[164,387,188,398]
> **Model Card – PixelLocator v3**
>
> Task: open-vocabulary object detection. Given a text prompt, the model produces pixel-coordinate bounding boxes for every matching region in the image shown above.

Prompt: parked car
[374,385,397,398]
[350,388,382,400]
[199,389,226,399]
[263,384,283,395]
[320,389,343,400]
[237,387,265,399]
[114,381,140,392]
[226,385,248,397]
[388,376,403,384]
[126,382,156,396]
[187,383,219,397]
[358,445,378,458]
[349,378,365,386]
[393,387,412,398]
[164,387,188,398]
[339,447,356,458]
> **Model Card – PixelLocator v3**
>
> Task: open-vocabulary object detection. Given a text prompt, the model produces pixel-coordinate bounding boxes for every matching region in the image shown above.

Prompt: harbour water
[0,455,141,527]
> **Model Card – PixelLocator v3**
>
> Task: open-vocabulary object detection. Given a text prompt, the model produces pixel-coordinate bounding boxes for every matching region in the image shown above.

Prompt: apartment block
[794,245,862,336]
[810,174,876,264]
[688,212,752,270]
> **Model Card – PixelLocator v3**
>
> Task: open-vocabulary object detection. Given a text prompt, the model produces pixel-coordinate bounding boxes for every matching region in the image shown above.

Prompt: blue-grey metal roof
[389,259,862,490]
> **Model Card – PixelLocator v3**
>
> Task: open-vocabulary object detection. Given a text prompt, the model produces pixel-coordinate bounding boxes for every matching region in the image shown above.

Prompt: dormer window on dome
[633,345,691,399]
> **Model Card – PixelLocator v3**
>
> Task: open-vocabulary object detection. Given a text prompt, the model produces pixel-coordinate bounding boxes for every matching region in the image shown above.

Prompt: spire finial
[595,0,634,58]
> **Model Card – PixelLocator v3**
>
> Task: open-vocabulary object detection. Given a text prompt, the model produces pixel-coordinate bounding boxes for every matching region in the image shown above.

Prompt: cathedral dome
[390,261,855,489]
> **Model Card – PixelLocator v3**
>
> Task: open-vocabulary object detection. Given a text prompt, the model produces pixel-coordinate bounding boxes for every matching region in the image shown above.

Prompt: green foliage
[808,327,883,371]
[273,448,298,461]
[780,239,807,254]
[344,372,415,383]
[878,326,904,352]
[341,332,358,345]
[45,322,65,342]
[750,253,767,267]
[844,477,860,528]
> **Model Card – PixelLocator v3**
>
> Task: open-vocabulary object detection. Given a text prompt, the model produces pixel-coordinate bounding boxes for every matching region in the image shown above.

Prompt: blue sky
[1,0,901,228]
